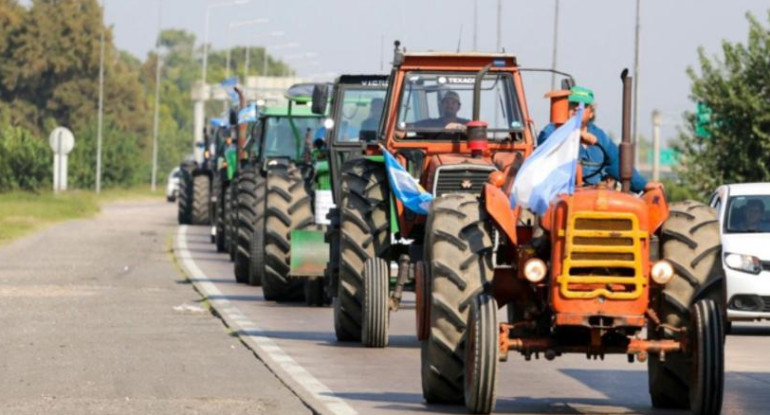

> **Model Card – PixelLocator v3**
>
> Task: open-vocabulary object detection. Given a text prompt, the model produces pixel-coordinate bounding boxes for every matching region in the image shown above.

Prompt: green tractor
[290,75,390,307]
[232,84,327,303]
[209,110,239,253]
[177,122,215,226]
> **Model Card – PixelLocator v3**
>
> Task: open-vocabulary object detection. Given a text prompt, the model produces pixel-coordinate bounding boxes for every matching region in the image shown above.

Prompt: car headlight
[724,253,762,274]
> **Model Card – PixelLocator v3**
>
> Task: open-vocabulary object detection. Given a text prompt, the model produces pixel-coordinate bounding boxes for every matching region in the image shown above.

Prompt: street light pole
[633,0,641,167]
[96,0,106,194]
[550,0,560,90]
[151,0,163,192]
[496,0,501,52]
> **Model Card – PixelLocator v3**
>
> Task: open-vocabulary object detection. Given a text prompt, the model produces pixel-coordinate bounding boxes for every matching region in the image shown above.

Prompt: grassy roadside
[0,187,165,245]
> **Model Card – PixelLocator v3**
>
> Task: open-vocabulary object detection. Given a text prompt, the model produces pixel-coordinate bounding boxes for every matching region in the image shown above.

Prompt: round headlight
[524,258,547,283]
[651,260,674,285]
[323,118,335,129]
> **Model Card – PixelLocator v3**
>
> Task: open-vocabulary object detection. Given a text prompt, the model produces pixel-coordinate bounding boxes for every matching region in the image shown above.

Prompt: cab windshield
[396,71,523,140]
[263,116,323,159]
[725,195,770,233]
[334,88,387,142]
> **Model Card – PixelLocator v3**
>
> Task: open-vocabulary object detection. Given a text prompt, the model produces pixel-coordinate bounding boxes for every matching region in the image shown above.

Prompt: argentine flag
[511,106,583,215]
[383,148,434,215]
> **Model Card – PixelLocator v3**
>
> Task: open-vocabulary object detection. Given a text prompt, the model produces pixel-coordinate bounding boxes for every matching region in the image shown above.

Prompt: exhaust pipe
[619,69,633,193]
[234,86,247,161]
[467,63,493,158]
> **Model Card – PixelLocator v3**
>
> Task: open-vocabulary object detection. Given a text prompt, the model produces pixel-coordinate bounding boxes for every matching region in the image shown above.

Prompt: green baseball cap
[568,86,595,105]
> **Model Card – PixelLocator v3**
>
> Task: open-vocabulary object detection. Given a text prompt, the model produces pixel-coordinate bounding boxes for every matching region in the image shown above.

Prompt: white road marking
[176,225,358,415]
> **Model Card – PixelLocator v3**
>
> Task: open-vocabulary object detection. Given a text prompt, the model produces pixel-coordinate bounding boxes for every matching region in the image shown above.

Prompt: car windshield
[724,195,770,233]
[263,116,323,159]
[334,88,387,142]
[396,71,523,140]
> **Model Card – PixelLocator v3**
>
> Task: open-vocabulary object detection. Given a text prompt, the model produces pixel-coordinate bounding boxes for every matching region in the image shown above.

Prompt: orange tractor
[330,44,534,347]
[420,70,725,414]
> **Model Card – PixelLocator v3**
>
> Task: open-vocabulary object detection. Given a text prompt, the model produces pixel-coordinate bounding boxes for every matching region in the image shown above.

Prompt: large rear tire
[362,257,390,347]
[191,174,210,225]
[464,293,498,414]
[648,200,725,412]
[262,165,314,301]
[228,179,238,262]
[235,168,263,285]
[215,181,227,253]
[177,168,192,225]
[334,159,390,342]
[421,194,494,404]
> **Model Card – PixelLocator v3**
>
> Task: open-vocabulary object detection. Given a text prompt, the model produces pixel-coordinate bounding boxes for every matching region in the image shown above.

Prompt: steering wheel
[581,141,610,181]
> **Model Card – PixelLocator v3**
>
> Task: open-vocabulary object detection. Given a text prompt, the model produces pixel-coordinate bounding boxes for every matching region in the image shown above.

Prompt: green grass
[0,186,165,244]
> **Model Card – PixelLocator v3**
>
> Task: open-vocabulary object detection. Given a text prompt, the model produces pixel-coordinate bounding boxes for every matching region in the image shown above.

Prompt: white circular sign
[49,127,75,155]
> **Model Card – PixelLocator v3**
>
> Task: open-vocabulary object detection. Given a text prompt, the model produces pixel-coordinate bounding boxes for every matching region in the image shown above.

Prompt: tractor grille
[432,165,495,196]
[557,212,646,300]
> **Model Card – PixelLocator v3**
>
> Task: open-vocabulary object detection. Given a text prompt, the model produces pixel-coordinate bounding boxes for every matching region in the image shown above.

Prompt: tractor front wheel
[177,168,192,224]
[235,168,264,285]
[191,174,210,225]
[464,293,498,414]
[362,258,390,347]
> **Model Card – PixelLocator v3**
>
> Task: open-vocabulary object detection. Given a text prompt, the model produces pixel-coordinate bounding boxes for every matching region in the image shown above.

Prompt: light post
[151,0,163,192]
[96,0,106,194]
[652,110,662,181]
[550,0,560,90]
[633,0,641,166]
[195,0,250,155]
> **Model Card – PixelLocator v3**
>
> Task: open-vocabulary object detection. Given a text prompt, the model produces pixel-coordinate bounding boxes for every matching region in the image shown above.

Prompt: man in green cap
[537,85,659,193]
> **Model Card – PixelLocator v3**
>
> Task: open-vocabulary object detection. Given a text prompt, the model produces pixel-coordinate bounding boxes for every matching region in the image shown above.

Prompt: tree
[676,11,770,198]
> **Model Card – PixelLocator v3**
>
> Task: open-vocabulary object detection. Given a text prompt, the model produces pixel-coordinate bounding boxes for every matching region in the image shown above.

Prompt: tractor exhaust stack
[619,69,633,193]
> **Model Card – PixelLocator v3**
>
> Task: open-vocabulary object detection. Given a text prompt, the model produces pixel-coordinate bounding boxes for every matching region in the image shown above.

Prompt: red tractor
[420,70,725,414]
[329,43,534,347]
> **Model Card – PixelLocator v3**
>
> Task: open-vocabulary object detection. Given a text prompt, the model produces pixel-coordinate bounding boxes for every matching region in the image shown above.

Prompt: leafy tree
[676,11,770,198]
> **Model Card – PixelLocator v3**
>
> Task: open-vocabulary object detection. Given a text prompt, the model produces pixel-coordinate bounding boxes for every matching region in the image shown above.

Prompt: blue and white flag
[210,118,228,128]
[510,106,583,215]
[383,148,434,215]
[238,104,257,125]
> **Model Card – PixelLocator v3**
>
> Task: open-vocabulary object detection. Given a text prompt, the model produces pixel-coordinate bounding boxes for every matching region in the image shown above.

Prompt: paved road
[0,201,310,415]
[177,222,770,415]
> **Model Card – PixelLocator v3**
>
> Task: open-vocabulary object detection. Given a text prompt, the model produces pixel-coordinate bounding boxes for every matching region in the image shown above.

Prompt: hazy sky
[103,0,768,145]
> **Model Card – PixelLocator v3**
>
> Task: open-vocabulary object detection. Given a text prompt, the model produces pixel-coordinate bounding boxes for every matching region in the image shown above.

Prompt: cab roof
[399,51,518,68]
[724,182,770,196]
[259,104,320,118]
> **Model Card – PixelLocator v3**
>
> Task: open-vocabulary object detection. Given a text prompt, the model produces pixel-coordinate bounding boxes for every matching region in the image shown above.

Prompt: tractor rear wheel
[334,159,390,342]
[235,168,264,285]
[215,181,227,252]
[228,179,238,262]
[362,257,390,347]
[177,168,192,225]
[223,182,232,255]
[191,174,210,225]
[648,200,724,411]
[465,293,498,414]
[262,165,314,301]
[421,194,494,404]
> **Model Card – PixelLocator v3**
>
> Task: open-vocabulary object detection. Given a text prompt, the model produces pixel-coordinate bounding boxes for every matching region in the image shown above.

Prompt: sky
[102,0,768,146]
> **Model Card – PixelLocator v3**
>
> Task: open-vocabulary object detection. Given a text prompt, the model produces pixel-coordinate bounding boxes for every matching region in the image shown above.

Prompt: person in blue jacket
[537,86,661,193]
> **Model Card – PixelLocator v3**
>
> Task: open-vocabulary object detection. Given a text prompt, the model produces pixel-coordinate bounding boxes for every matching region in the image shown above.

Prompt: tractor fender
[483,184,518,246]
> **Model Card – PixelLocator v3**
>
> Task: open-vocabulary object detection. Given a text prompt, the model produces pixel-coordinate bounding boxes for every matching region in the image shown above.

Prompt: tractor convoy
[177,43,726,415]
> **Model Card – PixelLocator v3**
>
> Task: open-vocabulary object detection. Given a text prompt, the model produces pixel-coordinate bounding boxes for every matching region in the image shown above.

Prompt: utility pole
[550,0,560,90]
[472,0,478,51]
[151,0,162,192]
[96,0,106,194]
[652,110,662,181]
[633,0,641,167]
[496,0,502,51]
[380,34,384,71]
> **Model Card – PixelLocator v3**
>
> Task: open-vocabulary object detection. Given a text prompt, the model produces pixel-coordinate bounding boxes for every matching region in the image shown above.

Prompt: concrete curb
[174,225,357,415]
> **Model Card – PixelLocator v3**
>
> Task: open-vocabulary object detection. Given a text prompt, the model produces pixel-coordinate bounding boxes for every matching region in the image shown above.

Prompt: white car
[166,167,181,202]
[710,183,770,328]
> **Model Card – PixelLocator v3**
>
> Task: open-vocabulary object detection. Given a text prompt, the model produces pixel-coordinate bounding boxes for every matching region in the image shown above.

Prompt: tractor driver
[415,90,470,130]
[537,86,662,193]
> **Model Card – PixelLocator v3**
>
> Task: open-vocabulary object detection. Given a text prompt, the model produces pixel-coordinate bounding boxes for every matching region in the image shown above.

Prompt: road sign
[49,127,75,193]
[49,127,75,155]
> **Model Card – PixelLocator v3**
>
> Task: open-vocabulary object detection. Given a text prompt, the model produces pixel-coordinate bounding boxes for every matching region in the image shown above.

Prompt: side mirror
[311,84,329,115]
[229,109,238,126]
[561,78,574,91]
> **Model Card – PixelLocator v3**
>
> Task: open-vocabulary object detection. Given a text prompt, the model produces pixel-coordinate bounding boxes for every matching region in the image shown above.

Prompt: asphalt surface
[177,218,770,415]
[0,200,310,415]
